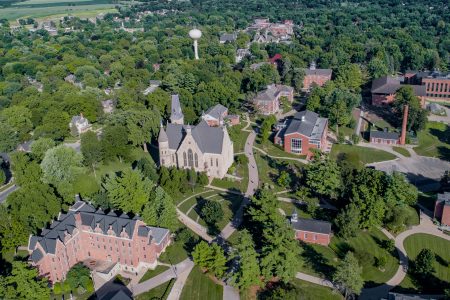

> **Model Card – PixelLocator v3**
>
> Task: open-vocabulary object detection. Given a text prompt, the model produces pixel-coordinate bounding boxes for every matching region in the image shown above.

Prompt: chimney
[400,104,409,145]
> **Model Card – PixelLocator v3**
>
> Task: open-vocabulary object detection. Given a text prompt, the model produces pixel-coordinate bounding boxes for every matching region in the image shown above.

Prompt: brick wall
[295,230,330,246]
[423,78,450,103]
[442,205,450,226]
[303,74,331,91]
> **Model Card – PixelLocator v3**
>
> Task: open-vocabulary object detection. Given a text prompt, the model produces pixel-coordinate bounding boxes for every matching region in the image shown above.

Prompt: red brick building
[290,210,332,246]
[274,110,328,158]
[434,192,450,226]
[252,84,294,115]
[369,130,400,145]
[371,76,426,107]
[404,71,450,104]
[28,201,171,283]
[302,62,332,91]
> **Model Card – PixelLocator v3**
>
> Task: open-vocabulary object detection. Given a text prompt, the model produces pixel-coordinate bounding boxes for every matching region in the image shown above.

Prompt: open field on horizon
[0,0,117,21]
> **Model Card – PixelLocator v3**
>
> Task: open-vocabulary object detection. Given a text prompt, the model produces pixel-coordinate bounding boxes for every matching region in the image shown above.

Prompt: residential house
[158,96,234,179]
[201,104,240,127]
[369,130,400,145]
[274,110,328,157]
[252,84,294,115]
[302,62,332,91]
[434,192,450,227]
[235,48,251,63]
[371,76,426,107]
[290,210,332,246]
[17,141,33,152]
[28,200,170,283]
[247,19,294,43]
[219,33,237,44]
[101,100,115,114]
[69,114,91,136]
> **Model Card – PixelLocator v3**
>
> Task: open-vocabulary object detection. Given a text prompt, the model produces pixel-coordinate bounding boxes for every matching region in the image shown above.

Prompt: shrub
[53,282,62,295]
[375,255,387,269]
[201,200,223,225]
[351,133,360,145]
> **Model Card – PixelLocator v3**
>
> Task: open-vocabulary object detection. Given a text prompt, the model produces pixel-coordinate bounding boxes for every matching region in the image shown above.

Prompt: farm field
[0,0,117,21]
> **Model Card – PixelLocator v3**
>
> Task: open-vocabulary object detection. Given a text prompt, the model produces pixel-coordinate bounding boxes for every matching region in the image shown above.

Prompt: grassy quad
[138,265,170,283]
[210,161,248,193]
[299,229,399,288]
[392,146,411,157]
[135,279,175,300]
[330,144,397,164]
[398,233,450,293]
[414,121,450,161]
[179,266,223,300]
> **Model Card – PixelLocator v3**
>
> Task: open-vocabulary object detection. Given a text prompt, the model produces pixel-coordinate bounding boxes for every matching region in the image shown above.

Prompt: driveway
[428,106,450,123]
[0,184,17,203]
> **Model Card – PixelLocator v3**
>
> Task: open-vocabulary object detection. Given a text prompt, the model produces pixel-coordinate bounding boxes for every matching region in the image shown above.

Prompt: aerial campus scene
[0,0,449,299]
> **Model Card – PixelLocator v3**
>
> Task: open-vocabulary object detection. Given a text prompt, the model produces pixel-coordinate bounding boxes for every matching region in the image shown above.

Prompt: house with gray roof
[252,84,294,115]
[369,130,400,145]
[69,113,91,136]
[219,32,237,44]
[28,199,170,283]
[201,104,240,127]
[159,97,234,178]
[302,61,332,91]
[274,110,328,157]
[290,209,332,246]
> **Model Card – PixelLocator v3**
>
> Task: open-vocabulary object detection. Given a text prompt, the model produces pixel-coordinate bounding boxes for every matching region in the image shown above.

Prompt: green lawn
[139,265,170,283]
[392,146,411,157]
[330,144,396,164]
[414,121,450,161]
[179,266,223,300]
[229,123,250,153]
[300,229,399,288]
[401,233,450,293]
[289,279,343,300]
[255,138,307,159]
[158,241,189,265]
[254,153,303,192]
[135,279,175,300]
[211,162,248,193]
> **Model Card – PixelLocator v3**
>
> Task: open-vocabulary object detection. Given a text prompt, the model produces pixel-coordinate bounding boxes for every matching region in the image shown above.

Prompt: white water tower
[189,28,202,60]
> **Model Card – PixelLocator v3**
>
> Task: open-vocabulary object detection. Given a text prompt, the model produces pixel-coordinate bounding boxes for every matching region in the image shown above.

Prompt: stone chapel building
[158,95,234,179]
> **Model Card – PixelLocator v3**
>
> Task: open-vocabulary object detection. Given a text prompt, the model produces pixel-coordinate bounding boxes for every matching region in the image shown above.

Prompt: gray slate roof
[220,33,237,43]
[204,104,228,120]
[165,121,225,154]
[254,84,292,103]
[291,217,332,234]
[437,192,450,206]
[370,131,400,140]
[283,110,327,140]
[170,94,184,122]
[28,201,169,260]
[371,76,427,96]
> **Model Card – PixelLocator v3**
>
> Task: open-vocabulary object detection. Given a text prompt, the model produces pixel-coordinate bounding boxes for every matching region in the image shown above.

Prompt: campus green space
[135,279,175,300]
[392,146,411,157]
[159,239,189,265]
[229,123,250,153]
[254,152,303,192]
[414,121,450,161]
[255,137,307,159]
[179,266,223,300]
[299,229,399,287]
[211,162,248,193]
[181,192,244,233]
[138,265,169,283]
[400,233,450,292]
[14,0,95,6]
[289,279,343,300]
[330,144,396,164]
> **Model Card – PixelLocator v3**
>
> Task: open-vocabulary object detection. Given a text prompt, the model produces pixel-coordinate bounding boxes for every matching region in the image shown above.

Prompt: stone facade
[159,96,234,179]
[28,201,170,283]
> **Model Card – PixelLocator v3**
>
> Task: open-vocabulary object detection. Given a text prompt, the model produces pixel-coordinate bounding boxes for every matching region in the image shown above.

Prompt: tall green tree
[104,168,152,213]
[333,252,364,299]
[41,145,83,187]
[30,138,55,162]
[101,125,130,162]
[141,186,177,230]
[306,157,341,199]
[393,86,428,132]
[10,152,42,186]
[231,230,262,290]
[192,241,228,278]
[80,131,103,173]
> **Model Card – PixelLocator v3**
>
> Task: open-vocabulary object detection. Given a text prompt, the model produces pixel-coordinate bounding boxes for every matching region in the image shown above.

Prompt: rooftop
[291,217,332,235]
[203,104,228,120]
[371,76,427,97]
[370,130,400,140]
[282,110,328,140]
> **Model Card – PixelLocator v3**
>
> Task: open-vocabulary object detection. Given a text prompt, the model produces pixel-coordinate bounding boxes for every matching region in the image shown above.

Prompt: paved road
[360,212,450,300]
[220,130,258,240]
[428,106,450,123]
[0,184,17,203]
[223,284,240,300]
[132,259,194,296]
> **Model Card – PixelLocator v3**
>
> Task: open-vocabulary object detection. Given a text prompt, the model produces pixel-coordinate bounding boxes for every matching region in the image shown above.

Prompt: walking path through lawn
[277,196,338,211]
[253,146,309,164]
[132,259,193,297]
[166,261,195,300]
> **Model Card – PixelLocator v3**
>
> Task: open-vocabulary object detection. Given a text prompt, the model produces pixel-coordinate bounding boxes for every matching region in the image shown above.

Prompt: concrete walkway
[223,284,240,300]
[253,146,309,164]
[295,272,334,289]
[166,261,195,300]
[176,208,213,242]
[132,259,193,296]
[0,183,17,203]
[220,130,258,240]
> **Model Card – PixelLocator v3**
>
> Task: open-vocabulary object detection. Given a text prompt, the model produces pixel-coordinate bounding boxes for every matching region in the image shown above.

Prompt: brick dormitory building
[28,200,170,283]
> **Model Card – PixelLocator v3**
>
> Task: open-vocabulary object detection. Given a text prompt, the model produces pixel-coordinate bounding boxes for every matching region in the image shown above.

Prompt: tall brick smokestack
[400,104,409,145]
